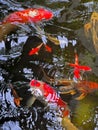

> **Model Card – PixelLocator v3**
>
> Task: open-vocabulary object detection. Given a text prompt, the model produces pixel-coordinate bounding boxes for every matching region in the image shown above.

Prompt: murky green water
[0,0,98,130]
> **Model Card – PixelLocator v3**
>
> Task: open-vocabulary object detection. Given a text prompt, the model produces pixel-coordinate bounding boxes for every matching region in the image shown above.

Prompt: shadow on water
[0,0,98,130]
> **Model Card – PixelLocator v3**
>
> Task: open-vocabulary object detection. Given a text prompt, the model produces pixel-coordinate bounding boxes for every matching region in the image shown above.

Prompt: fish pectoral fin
[75,93,87,100]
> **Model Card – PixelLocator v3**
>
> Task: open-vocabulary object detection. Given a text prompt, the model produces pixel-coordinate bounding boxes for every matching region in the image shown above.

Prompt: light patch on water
[11,36,28,47]
[0,41,5,53]
[1,121,22,130]
[0,75,4,82]
[23,68,34,80]
[0,0,24,11]
[5,89,16,107]
[58,35,68,48]
[83,2,95,12]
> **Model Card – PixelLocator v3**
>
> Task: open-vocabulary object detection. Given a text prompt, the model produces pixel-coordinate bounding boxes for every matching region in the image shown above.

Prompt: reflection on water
[0,0,98,130]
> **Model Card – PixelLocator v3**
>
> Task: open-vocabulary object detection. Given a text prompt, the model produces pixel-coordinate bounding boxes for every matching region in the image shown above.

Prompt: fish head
[29,79,57,104]
[29,79,44,98]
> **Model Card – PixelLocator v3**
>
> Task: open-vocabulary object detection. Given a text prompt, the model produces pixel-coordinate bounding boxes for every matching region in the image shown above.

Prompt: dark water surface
[0,0,98,130]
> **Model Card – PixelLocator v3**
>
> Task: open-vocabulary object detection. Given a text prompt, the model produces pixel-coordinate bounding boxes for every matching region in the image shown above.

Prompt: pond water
[0,0,98,130]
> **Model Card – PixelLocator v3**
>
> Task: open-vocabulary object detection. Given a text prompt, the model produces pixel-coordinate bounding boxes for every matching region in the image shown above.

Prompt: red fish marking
[29,79,70,117]
[68,51,92,79]
[2,8,53,24]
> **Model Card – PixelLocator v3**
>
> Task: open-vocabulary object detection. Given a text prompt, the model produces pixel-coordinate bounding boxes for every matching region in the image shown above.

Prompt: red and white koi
[28,79,70,117]
[2,8,53,24]
[0,8,53,52]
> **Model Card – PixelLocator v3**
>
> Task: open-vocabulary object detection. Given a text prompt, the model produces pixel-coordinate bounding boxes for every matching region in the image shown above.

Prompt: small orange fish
[28,43,43,55]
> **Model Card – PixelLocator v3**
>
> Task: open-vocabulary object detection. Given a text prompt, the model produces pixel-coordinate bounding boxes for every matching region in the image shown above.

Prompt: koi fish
[28,43,43,55]
[84,11,98,53]
[0,8,53,41]
[28,43,52,56]
[28,79,70,117]
[2,8,53,24]
[77,80,98,93]
[74,80,98,100]
[44,44,52,52]
[28,79,78,130]
[59,80,98,100]
[9,84,22,106]
[68,51,92,80]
